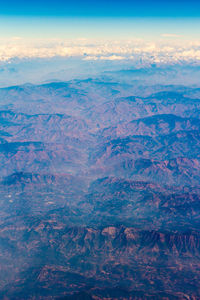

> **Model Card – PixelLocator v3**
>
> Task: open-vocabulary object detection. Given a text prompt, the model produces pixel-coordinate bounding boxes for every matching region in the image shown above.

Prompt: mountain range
[0,74,200,299]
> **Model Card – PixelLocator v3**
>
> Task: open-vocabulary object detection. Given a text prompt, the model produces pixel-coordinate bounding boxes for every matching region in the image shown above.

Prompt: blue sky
[1,0,200,17]
[0,17,199,40]
[0,0,199,40]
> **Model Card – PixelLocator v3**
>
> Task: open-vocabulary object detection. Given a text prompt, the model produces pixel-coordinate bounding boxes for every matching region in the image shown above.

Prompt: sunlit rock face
[0,69,200,299]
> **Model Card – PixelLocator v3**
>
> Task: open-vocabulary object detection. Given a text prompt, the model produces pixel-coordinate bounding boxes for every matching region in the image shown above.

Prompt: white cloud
[84,55,126,61]
[0,37,200,65]
[161,33,182,38]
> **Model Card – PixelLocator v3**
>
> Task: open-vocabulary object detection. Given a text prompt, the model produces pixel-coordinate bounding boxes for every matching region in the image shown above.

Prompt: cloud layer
[0,37,200,65]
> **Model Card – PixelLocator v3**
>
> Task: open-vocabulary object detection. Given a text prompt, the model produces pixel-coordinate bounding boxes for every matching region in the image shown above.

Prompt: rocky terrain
[0,72,200,299]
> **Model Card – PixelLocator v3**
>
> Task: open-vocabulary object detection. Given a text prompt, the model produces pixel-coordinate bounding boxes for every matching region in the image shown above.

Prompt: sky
[1,0,200,17]
[0,0,199,40]
[0,17,200,40]
[0,1,200,64]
